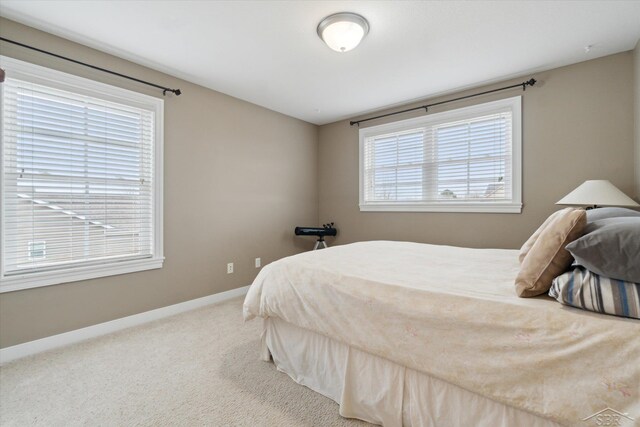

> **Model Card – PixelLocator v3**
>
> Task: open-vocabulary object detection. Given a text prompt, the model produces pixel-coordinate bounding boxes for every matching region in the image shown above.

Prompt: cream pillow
[518,209,567,263]
[515,208,586,297]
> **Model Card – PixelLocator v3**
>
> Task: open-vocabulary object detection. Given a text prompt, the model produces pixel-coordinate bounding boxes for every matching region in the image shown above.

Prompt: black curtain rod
[350,78,536,126]
[0,37,182,96]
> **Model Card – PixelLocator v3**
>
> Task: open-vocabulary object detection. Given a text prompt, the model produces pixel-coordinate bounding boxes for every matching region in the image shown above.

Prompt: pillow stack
[518,207,640,319]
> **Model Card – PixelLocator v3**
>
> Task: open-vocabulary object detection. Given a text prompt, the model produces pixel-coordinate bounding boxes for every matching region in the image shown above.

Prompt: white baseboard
[0,285,250,365]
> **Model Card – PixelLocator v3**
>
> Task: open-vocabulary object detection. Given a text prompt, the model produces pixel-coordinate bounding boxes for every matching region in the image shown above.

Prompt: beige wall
[318,52,635,249]
[635,39,640,199]
[0,18,318,348]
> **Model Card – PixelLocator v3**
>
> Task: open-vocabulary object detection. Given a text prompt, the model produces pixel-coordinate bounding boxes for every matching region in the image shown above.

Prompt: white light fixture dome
[317,12,369,53]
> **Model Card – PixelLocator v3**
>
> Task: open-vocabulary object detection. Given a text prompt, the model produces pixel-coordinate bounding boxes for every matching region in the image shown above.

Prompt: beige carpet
[0,297,370,426]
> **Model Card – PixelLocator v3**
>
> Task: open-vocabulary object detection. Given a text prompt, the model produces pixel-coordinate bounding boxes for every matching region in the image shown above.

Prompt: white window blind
[0,56,163,292]
[359,97,521,213]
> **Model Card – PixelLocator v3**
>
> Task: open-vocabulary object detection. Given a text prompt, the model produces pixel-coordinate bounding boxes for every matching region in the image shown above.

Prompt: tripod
[313,236,328,250]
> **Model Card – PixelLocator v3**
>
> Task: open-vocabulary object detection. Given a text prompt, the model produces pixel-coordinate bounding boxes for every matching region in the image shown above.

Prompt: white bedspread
[243,241,640,426]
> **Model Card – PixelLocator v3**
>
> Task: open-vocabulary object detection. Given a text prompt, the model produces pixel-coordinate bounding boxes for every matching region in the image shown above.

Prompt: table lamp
[556,180,640,209]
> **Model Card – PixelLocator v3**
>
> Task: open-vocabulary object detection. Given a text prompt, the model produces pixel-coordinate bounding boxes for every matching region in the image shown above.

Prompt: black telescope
[294,226,337,237]
[295,223,336,250]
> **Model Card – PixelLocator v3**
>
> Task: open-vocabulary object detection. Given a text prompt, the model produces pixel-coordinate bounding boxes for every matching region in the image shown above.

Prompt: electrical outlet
[255,257,261,268]
[227,263,234,274]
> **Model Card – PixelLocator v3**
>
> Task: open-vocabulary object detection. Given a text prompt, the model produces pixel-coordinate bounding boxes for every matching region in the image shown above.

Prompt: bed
[243,241,640,426]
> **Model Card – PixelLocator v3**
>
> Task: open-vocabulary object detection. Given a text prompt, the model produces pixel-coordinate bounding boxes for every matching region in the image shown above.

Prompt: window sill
[0,257,164,293]
[359,202,522,213]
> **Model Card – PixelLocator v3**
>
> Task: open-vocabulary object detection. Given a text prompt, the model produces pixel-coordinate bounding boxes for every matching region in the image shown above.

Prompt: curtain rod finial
[162,88,181,96]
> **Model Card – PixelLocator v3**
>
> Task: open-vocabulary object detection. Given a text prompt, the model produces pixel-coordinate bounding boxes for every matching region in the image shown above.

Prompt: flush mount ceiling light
[317,12,369,53]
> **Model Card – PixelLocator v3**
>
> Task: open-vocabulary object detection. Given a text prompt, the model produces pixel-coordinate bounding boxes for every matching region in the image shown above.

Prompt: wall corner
[634,38,640,200]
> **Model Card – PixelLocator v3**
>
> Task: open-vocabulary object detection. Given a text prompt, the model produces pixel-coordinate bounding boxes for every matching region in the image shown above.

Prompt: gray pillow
[566,217,640,283]
[586,207,640,222]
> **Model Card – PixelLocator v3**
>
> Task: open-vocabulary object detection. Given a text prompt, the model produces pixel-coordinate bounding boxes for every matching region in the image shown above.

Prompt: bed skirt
[262,317,561,427]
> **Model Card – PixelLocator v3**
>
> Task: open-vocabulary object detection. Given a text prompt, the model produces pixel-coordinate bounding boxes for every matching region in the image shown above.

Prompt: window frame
[358,96,522,213]
[0,56,164,293]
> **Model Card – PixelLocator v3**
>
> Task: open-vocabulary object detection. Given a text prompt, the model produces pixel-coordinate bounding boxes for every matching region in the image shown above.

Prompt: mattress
[244,241,640,425]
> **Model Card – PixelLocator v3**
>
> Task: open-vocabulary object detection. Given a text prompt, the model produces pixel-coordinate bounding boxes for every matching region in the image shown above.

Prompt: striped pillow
[549,267,640,319]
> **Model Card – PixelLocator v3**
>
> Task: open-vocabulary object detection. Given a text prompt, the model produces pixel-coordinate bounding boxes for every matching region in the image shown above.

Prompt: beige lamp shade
[556,180,640,207]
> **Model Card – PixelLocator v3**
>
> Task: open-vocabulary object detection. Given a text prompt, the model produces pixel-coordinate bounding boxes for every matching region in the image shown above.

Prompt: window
[0,56,163,292]
[359,96,521,213]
